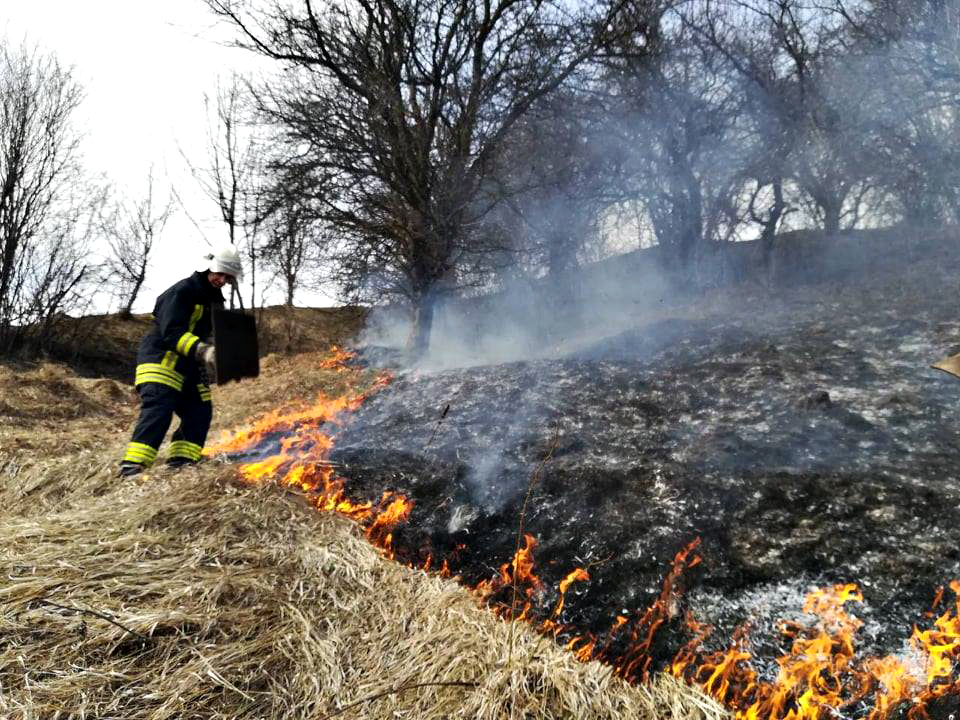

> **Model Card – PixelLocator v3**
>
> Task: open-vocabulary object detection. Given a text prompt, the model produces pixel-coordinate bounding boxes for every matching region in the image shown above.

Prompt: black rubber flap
[212,307,259,384]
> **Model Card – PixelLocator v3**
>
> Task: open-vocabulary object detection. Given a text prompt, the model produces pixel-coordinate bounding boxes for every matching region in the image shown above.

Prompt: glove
[195,342,216,374]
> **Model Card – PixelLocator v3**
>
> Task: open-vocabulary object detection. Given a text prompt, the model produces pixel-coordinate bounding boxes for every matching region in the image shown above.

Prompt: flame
[211,347,960,718]
[318,345,353,369]
[207,347,396,547]
[670,579,960,720]
[553,568,590,618]
[475,534,546,621]
[466,531,960,720]
[366,492,413,558]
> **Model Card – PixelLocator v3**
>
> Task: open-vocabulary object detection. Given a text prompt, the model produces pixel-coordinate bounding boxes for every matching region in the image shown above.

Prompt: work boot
[118,462,144,478]
[166,457,197,470]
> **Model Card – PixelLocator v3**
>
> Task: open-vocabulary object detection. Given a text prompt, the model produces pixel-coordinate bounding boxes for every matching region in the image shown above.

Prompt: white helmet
[198,243,243,282]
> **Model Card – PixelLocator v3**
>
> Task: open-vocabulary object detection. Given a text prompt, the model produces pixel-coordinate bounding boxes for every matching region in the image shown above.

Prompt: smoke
[351,1,960,372]
[358,250,683,370]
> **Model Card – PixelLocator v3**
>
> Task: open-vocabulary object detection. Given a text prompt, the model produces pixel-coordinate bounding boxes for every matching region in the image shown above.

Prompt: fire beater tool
[212,285,259,384]
[931,352,960,379]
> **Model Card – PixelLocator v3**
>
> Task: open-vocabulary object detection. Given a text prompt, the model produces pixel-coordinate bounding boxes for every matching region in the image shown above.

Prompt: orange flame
[476,534,546,621]
[210,347,960,718]
[366,492,414,558]
[207,348,398,550]
[670,579,960,720]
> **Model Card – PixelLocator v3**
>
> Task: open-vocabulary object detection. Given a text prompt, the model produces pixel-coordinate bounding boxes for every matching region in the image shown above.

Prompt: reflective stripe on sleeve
[188,304,203,331]
[176,332,200,356]
[197,383,212,402]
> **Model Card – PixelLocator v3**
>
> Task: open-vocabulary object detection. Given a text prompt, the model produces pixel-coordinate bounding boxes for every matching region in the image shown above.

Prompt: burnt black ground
[326,258,960,678]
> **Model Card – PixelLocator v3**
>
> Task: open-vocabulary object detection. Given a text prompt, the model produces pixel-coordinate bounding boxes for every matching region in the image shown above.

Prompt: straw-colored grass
[0,354,728,719]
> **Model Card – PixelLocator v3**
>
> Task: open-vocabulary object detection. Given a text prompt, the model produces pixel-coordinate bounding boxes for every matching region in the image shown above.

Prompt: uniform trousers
[122,380,212,466]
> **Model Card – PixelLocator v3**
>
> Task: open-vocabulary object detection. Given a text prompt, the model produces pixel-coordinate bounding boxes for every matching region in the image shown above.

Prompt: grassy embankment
[0,307,722,719]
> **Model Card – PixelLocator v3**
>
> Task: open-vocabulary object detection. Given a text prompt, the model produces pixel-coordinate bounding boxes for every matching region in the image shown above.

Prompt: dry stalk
[318,680,478,720]
[423,403,452,451]
[507,425,561,667]
[28,598,150,642]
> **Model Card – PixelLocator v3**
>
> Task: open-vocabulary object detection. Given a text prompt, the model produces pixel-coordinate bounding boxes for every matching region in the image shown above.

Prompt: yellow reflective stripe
[170,440,203,457]
[135,362,184,391]
[135,363,184,381]
[168,440,202,461]
[126,442,157,459]
[188,304,203,332]
[135,372,181,382]
[176,332,199,356]
[124,450,154,464]
[123,442,158,466]
[197,383,212,402]
[161,351,178,369]
[137,377,182,391]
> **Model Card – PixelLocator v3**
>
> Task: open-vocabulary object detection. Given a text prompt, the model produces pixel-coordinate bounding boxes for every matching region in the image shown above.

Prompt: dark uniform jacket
[135,271,225,393]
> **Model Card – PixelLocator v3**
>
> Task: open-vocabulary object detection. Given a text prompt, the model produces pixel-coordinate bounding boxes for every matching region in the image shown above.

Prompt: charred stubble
[331,293,960,675]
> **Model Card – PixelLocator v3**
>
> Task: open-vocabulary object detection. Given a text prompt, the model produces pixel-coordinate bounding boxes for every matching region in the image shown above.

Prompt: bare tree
[205,0,632,356]
[829,0,960,227]
[184,74,266,309]
[680,1,802,270]
[746,0,856,235]
[492,87,618,281]
[602,1,746,273]
[102,167,175,318]
[30,182,108,347]
[0,38,95,354]
[262,188,323,308]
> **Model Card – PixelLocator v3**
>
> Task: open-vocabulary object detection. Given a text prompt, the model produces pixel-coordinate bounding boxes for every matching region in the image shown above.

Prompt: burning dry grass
[0,467,724,719]
[0,353,726,719]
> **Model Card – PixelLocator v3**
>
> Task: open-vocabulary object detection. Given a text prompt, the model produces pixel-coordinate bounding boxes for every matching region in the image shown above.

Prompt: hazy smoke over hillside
[359,255,681,369]
[354,0,960,370]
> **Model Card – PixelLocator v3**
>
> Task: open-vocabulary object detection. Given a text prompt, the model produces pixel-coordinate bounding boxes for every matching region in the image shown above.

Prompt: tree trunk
[408,289,436,360]
[120,273,145,319]
[248,252,257,311]
[680,171,703,269]
[818,193,842,236]
[823,206,841,236]
[0,232,19,328]
[759,178,786,271]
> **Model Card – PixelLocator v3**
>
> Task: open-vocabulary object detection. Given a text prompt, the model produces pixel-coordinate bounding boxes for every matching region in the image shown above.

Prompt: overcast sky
[1,2,304,311]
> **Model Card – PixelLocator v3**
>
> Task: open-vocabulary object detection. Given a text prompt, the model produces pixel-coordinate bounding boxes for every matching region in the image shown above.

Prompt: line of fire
[206,344,960,720]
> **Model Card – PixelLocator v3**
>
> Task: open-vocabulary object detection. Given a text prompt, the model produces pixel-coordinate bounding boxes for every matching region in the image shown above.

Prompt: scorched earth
[339,277,960,662]
[225,263,960,717]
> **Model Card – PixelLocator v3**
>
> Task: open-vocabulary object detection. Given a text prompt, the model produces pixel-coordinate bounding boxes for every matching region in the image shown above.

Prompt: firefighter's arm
[157,288,203,358]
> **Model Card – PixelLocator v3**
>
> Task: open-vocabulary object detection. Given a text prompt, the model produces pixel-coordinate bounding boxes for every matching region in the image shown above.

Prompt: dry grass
[0,469,725,719]
[0,350,728,719]
[255,306,367,357]
[0,363,138,518]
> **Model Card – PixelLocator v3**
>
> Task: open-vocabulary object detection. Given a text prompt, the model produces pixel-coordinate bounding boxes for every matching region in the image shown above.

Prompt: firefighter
[118,244,243,477]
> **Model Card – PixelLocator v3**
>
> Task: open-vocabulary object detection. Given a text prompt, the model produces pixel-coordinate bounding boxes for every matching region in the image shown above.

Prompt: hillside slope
[43,304,367,381]
[0,350,722,719]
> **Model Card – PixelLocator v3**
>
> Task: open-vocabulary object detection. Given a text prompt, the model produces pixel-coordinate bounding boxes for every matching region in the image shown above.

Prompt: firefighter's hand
[195,342,216,372]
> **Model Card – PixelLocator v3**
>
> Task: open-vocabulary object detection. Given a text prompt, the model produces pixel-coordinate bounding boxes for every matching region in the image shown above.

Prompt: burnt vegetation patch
[326,265,960,681]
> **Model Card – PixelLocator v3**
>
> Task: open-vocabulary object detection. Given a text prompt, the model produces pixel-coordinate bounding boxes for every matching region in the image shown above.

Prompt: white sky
[2,2,330,311]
